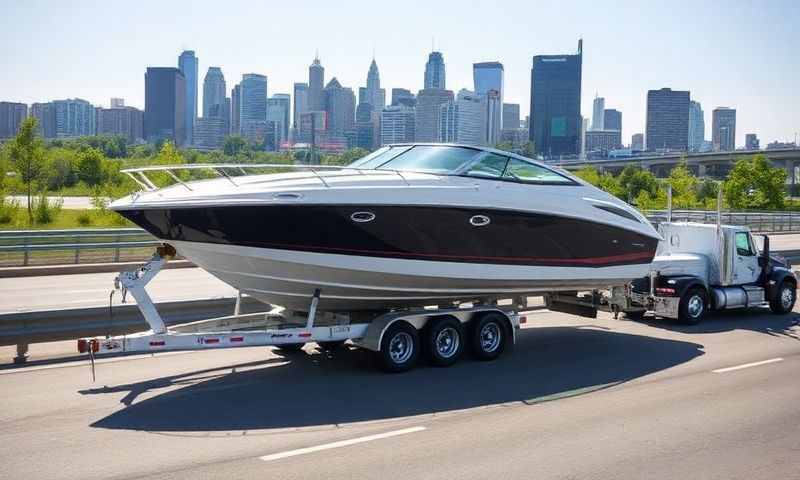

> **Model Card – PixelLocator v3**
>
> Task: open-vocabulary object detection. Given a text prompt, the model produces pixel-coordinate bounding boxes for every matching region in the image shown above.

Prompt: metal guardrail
[0,228,159,266]
[643,210,800,233]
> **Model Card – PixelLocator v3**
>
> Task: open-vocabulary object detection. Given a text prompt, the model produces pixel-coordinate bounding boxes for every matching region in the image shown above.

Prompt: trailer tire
[424,316,464,367]
[469,312,508,361]
[769,280,796,314]
[377,321,420,373]
[274,343,304,353]
[679,287,708,325]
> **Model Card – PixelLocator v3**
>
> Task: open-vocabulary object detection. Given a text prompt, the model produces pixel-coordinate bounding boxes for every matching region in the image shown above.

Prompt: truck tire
[424,316,464,367]
[769,280,796,314]
[679,288,708,325]
[469,312,508,361]
[377,321,420,373]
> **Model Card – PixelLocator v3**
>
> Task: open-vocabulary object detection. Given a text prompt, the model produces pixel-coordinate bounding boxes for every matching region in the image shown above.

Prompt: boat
[110,144,661,311]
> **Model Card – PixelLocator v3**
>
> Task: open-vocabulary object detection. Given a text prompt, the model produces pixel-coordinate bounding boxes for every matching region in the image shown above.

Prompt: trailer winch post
[115,253,168,334]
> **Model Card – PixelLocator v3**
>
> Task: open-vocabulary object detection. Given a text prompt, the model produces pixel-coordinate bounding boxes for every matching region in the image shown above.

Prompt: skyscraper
[712,107,736,151]
[53,99,96,138]
[415,88,453,142]
[645,88,689,151]
[239,74,268,143]
[267,94,291,149]
[502,103,520,130]
[96,105,143,142]
[293,83,309,132]
[202,67,226,118]
[356,59,386,150]
[381,105,415,145]
[192,117,226,150]
[178,50,198,146]
[424,51,446,89]
[0,102,28,140]
[591,95,605,130]
[440,89,486,146]
[308,54,325,111]
[688,100,704,152]
[603,109,621,131]
[473,62,504,143]
[529,40,583,157]
[324,78,356,135]
[30,103,56,138]
[745,133,759,150]
[359,58,386,112]
[631,133,644,151]
[230,84,241,135]
[144,67,186,145]
[391,88,416,107]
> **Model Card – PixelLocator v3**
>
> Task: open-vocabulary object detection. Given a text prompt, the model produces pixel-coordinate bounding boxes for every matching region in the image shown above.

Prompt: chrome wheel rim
[781,287,794,309]
[389,332,413,364]
[688,295,704,318]
[435,327,460,358]
[480,323,501,352]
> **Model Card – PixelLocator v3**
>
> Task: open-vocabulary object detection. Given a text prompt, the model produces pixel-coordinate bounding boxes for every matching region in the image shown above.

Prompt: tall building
[473,62,504,139]
[53,99,96,138]
[591,95,604,130]
[308,54,325,111]
[356,59,386,150]
[239,74,268,143]
[645,88,689,151]
[293,83,309,131]
[424,51,446,89]
[484,90,501,146]
[502,103,520,130]
[323,78,355,135]
[688,100,705,152]
[585,130,622,154]
[391,88,416,107]
[266,94,291,149]
[110,98,125,108]
[230,84,241,135]
[631,133,644,151]
[96,105,143,142]
[202,67,226,118]
[603,109,621,131]
[30,103,56,138]
[358,58,386,112]
[415,88,453,142]
[529,40,583,157]
[381,105,415,145]
[355,102,376,150]
[192,117,226,150]
[745,133,759,150]
[144,67,186,145]
[0,102,28,139]
[440,89,486,146]
[712,107,736,151]
[178,50,198,146]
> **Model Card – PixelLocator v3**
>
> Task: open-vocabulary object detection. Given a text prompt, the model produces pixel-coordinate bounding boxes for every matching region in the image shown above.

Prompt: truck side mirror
[759,235,771,271]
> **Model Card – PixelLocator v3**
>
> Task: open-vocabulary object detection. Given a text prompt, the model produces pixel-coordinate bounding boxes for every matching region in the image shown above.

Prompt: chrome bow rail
[120,163,411,191]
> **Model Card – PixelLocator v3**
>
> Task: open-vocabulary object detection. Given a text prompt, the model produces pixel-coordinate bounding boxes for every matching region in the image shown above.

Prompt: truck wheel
[377,321,420,373]
[424,316,464,367]
[679,288,708,325]
[470,312,508,361]
[770,280,796,314]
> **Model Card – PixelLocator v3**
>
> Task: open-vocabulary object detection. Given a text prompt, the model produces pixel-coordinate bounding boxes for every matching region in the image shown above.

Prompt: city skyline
[1,1,798,147]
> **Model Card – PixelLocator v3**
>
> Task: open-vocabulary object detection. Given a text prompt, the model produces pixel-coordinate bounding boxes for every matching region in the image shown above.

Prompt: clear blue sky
[2,0,798,147]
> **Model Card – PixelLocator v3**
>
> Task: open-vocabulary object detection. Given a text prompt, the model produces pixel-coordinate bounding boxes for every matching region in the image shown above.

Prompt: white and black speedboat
[110,144,661,311]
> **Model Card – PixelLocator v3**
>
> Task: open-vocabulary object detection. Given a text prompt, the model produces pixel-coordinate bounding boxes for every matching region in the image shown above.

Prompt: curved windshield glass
[375,146,481,174]
[347,146,410,169]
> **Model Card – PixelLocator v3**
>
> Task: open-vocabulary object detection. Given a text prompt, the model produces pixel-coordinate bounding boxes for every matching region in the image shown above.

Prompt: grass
[0,208,133,230]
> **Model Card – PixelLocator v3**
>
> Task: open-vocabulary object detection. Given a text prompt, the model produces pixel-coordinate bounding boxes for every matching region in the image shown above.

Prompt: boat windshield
[373,145,481,174]
[347,145,412,169]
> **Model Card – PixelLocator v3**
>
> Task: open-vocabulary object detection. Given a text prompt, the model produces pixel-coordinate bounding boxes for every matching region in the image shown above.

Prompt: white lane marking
[0,351,193,375]
[712,357,784,373]
[259,426,426,462]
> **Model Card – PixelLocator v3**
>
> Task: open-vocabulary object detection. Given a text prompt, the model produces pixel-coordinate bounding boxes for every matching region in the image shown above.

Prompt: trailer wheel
[679,288,708,325]
[470,312,508,361]
[377,321,420,373]
[769,280,796,314]
[424,316,464,367]
[274,343,304,353]
[317,340,347,350]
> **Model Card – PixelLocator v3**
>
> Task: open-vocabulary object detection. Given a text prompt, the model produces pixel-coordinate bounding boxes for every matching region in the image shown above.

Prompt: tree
[574,166,601,186]
[223,135,248,156]
[8,117,46,223]
[77,147,106,186]
[723,154,786,209]
[618,165,658,202]
[666,162,699,208]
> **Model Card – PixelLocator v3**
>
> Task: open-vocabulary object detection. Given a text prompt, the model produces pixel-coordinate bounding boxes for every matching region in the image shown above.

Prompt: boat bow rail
[120,163,413,192]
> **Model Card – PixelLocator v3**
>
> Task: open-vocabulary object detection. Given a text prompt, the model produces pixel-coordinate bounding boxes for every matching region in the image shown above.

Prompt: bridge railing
[643,210,800,233]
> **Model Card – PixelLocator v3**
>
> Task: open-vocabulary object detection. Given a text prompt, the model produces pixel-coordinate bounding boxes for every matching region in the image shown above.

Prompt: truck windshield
[374,145,481,174]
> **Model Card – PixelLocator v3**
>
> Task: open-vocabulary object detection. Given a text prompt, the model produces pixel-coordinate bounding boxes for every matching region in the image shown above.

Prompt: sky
[1,0,798,147]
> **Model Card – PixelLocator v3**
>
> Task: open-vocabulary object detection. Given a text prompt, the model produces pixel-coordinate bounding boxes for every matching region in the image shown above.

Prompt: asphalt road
[8,196,100,210]
[1,308,798,480]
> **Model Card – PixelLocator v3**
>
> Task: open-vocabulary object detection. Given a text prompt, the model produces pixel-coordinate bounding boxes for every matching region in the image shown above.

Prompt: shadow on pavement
[85,326,703,432]
[633,310,800,338]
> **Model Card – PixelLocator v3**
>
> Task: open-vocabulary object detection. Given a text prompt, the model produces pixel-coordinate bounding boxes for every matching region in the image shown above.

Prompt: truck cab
[626,222,796,324]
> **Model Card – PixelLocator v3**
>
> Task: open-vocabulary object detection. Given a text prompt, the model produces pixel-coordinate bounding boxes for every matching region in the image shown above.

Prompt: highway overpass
[555,148,800,184]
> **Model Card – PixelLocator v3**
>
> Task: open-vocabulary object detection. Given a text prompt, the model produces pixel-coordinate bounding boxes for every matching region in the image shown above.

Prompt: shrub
[77,211,93,226]
[0,193,20,224]
[32,193,63,224]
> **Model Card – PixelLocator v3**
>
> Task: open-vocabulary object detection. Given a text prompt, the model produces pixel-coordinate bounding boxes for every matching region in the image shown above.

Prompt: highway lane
[0,308,798,479]
[0,268,237,314]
